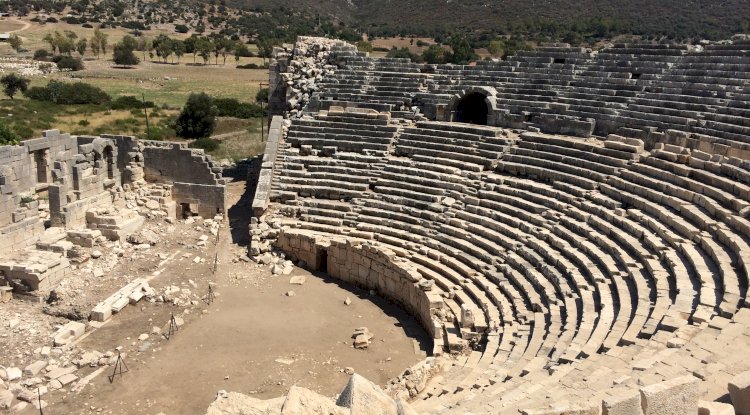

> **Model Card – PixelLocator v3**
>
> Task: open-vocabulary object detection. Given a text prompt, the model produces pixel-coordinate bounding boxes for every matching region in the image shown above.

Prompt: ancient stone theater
[247,36,750,414]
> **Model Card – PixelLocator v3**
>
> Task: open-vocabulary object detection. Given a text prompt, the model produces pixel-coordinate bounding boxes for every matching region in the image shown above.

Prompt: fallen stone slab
[23,361,47,377]
[289,276,306,285]
[52,321,86,346]
[57,373,77,386]
[44,366,76,381]
[4,367,21,381]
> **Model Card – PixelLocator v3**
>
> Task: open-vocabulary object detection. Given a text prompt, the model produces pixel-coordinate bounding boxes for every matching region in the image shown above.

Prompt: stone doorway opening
[455,92,489,125]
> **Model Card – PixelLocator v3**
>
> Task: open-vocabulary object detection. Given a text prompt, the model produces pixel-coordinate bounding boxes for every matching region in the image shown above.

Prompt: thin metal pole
[143,93,151,140]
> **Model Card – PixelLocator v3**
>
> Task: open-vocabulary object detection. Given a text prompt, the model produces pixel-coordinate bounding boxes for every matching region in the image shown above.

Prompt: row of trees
[41,28,108,58]
[108,33,272,67]
[32,28,275,68]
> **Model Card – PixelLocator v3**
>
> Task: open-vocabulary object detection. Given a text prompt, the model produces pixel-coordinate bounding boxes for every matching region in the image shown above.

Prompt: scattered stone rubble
[206,374,417,415]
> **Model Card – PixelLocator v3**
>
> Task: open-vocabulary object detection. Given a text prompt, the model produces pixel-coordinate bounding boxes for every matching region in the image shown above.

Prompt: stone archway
[448,86,498,125]
[455,92,489,124]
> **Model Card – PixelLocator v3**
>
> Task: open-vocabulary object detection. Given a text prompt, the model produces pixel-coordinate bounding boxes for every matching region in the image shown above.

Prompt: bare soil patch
[10,175,429,415]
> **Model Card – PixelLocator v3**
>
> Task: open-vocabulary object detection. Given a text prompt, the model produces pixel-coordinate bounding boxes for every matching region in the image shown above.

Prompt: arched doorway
[455,92,489,125]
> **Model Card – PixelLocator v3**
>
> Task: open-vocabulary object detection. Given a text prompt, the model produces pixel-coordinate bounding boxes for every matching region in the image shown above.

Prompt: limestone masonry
[245,36,750,414]
[0,131,226,298]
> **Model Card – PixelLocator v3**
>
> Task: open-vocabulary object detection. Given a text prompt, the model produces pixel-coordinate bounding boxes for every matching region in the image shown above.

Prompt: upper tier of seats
[312,40,750,151]
[261,107,750,414]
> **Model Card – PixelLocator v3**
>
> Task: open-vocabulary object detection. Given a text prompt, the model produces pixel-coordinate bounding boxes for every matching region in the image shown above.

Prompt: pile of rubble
[280,36,354,118]
[206,373,418,415]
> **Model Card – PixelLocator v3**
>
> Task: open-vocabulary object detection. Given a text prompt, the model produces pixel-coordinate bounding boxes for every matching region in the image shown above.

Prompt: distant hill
[228,0,750,41]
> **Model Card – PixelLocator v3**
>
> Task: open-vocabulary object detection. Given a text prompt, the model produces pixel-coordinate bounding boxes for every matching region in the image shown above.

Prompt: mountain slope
[228,0,750,40]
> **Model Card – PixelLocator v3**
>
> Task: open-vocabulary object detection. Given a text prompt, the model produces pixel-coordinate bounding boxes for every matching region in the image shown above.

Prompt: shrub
[174,92,217,139]
[0,120,19,145]
[175,24,189,33]
[214,98,263,119]
[52,55,84,71]
[189,137,220,152]
[33,49,50,61]
[237,62,269,69]
[255,88,268,104]
[82,23,93,28]
[46,17,58,23]
[111,95,154,110]
[113,40,139,67]
[78,119,90,126]
[24,81,111,105]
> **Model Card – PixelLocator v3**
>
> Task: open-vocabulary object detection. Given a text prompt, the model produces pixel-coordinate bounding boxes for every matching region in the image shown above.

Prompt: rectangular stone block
[640,375,699,415]
[698,401,735,415]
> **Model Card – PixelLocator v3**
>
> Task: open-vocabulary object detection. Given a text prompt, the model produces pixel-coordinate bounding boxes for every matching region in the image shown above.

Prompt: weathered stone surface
[640,376,699,415]
[336,373,398,414]
[206,391,284,415]
[698,400,735,415]
[602,390,643,415]
[280,385,348,415]
[0,389,12,410]
[4,367,21,381]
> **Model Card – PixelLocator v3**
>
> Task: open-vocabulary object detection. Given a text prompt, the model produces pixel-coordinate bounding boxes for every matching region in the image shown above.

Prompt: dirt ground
[8,173,429,415]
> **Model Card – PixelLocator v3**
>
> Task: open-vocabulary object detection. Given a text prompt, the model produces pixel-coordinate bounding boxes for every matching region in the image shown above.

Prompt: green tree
[421,44,446,64]
[42,33,56,54]
[53,31,74,55]
[356,40,373,53]
[173,40,185,63]
[0,73,30,99]
[234,43,249,64]
[76,38,87,56]
[174,92,217,139]
[8,34,22,52]
[197,38,213,65]
[256,38,278,65]
[154,35,173,62]
[0,120,19,145]
[447,33,477,64]
[113,36,140,67]
[487,39,504,58]
[92,28,108,58]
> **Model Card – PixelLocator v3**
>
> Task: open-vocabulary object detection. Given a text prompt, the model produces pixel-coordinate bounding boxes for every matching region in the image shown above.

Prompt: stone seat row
[264,108,750,413]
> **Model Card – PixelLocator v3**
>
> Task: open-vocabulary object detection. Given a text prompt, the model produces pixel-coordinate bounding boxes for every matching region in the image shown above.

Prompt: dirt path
[28,175,429,415]
[6,18,31,33]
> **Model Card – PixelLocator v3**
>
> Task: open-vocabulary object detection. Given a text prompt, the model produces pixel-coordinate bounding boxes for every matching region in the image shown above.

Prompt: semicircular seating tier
[305,40,750,157]
[256,104,750,414]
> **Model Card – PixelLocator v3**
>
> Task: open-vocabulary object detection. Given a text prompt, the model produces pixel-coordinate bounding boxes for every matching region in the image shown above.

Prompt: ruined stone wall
[275,230,445,344]
[49,135,122,229]
[0,131,77,251]
[141,141,226,217]
[268,37,359,119]
[0,132,227,253]
[251,116,283,216]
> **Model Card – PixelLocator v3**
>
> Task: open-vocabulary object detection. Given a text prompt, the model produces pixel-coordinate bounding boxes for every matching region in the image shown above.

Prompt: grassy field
[0,17,270,161]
